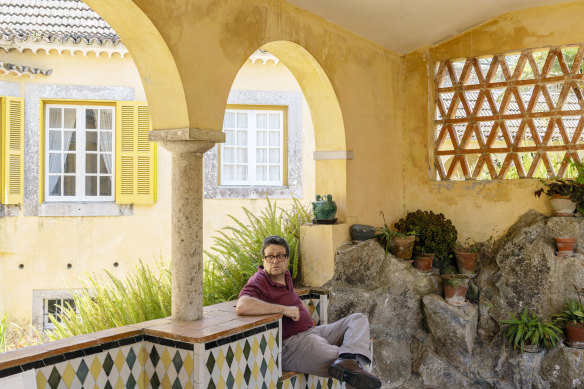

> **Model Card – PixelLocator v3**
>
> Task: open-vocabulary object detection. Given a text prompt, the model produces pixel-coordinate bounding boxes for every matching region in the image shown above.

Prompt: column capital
[150,127,225,154]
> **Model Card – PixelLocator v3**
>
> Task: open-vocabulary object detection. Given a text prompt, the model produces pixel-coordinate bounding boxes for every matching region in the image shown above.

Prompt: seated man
[236,235,382,389]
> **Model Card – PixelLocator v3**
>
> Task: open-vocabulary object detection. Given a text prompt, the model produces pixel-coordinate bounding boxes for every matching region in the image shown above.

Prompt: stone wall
[323,210,584,388]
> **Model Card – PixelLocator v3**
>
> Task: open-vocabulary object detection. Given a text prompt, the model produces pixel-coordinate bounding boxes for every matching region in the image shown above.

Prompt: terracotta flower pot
[566,321,584,347]
[549,195,576,217]
[388,235,415,259]
[442,274,469,306]
[454,251,478,275]
[413,253,434,271]
[554,237,577,252]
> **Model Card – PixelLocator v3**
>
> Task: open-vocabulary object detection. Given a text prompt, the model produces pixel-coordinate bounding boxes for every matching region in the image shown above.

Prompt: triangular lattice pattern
[434,45,584,180]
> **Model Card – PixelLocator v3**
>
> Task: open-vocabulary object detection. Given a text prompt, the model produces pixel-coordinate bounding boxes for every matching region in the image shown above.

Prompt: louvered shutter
[115,102,156,204]
[3,97,24,204]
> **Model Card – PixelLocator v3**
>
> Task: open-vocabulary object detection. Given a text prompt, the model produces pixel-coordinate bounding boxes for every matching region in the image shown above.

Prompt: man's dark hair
[261,235,290,258]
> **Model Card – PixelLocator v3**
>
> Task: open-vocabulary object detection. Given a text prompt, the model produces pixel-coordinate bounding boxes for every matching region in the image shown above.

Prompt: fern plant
[203,196,310,305]
[500,307,561,352]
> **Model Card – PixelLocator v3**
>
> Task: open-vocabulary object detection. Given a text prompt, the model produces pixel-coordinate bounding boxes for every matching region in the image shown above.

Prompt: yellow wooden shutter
[115,101,156,204]
[2,97,24,204]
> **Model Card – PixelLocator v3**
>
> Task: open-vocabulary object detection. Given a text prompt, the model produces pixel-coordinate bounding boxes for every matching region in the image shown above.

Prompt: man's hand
[282,306,300,321]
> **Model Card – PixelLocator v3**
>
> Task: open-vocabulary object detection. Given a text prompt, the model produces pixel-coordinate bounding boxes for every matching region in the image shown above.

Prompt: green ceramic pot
[312,194,337,220]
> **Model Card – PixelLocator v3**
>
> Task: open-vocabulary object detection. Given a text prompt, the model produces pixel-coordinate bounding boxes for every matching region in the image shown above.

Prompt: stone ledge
[149,127,225,143]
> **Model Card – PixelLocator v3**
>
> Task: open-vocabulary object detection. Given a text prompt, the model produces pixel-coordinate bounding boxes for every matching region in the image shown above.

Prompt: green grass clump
[47,260,171,341]
[203,197,310,306]
[0,313,6,352]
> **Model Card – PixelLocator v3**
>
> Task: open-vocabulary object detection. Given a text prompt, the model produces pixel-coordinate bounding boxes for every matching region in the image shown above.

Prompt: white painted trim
[313,150,354,160]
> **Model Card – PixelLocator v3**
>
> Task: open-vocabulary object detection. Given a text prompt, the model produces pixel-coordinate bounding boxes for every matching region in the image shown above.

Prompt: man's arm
[236,295,300,321]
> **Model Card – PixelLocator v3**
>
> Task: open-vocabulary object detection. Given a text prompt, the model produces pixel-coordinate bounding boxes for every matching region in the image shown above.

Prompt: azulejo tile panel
[36,342,145,389]
[143,341,194,389]
[204,323,280,389]
[299,292,328,326]
[277,373,344,389]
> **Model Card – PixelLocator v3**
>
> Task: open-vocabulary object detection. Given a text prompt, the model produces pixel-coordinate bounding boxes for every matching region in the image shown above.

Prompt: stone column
[150,128,225,321]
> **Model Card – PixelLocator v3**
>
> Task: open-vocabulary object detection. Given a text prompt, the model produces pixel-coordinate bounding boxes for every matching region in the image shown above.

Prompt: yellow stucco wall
[403,2,584,243]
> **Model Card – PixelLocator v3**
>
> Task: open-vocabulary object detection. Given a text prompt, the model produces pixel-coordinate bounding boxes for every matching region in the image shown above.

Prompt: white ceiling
[285,0,572,54]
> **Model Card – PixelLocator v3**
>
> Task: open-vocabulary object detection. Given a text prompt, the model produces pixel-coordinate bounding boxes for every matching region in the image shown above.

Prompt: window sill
[37,202,133,217]
[205,185,301,200]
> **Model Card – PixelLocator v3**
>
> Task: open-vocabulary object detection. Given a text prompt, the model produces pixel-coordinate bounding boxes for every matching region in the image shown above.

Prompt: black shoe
[328,358,381,389]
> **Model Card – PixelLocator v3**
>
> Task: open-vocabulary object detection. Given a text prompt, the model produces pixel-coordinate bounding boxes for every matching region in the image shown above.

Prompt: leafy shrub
[553,298,584,325]
[500,307,561,352]
[47,260,171,341]
[204,197,310,306]
[0,313,6,352]
[394,210,457,272]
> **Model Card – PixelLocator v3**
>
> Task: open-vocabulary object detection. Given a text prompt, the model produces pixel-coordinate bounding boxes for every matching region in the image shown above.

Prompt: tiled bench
[0,288,334,389]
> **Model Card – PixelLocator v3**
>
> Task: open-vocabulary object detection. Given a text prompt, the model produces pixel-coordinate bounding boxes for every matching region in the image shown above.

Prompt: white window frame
[220,108,284,186]
[44,104,115,202]
[43,297,77,330]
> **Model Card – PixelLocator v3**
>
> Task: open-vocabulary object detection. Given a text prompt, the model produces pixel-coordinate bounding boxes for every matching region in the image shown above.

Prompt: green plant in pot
[376,211,415,259]
[500,307,561,353]
[442,274,470,306]
[552,291,584,347]
[534,178,580,216]
[394,210,457,273]
[453,240,479,275]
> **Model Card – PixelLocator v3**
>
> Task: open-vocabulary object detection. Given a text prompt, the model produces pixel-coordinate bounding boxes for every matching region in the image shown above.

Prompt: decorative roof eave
[0,39,128,58]
[0,61,52,78]
[248,50,279,65]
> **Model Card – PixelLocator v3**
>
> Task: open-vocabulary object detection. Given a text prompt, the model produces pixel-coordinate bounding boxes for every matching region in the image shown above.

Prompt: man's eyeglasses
[263,254,288,263]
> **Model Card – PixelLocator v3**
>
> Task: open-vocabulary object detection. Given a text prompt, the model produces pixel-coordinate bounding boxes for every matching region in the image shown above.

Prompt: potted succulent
[376,211,416,259]
[500,307,561,353]
[394,210,457,273]
[453,240,479,275]
[552,297,584,347]
[442,274,469,306]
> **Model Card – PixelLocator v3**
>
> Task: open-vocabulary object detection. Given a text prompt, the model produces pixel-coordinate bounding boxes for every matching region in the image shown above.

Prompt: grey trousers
[281,313,372,377]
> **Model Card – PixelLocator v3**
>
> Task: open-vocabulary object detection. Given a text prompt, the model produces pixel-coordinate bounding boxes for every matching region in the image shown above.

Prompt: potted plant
[500,307,561,353]
[376,211,415,259]
[552,297,584,347]
[394,210,457,273]
[534,178,579,216]
[554,237,577,254]
[453,240,479,274]
[442,274,469,306]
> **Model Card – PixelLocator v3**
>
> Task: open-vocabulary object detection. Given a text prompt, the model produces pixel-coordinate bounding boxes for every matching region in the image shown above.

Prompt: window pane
[236,112,247,128]
[64,109,76,129]
[100,109,113,130]
[269,149,280,163]
[49,153,61,173]
[49,176,61,196]
[49,131,61,151]
[237,147,247,163]
[49,108,62,128]
[86,154,97,173]
[100,154,112,174]
[269,131,280,146]
[256,148,267,163]
[86,131,97,151]
[256,113,267,129]
[236,165,247,180]
[100,176,112,196]
[223,147,234,163]
[85,176,97,196]
[269,113,280,129]
[256,131,267,146]
[236,131,247,146]
[64,176,75,196]
[64,131,76,151]
[47,299,57,315]
[269,166,280,181]
[100,132,112,152]
[64,153,76,173]
[223,165,235,181]
[86,109,97,129]
[256,165,267,181]
[224,112,235,128]
[225,130,235,145]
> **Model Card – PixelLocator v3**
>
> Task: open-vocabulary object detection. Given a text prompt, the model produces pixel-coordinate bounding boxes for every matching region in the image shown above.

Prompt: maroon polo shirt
[239,266,313,339]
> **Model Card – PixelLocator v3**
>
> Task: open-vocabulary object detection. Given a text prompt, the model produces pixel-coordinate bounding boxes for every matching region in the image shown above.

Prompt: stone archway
[261,41,348,219]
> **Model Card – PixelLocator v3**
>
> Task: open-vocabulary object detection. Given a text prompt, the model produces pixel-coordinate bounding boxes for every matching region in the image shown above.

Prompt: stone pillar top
[149,128,226,143]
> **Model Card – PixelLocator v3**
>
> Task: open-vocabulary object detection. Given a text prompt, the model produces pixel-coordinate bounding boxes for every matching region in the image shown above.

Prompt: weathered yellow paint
[299,223,350,286]
[403,2,584,243]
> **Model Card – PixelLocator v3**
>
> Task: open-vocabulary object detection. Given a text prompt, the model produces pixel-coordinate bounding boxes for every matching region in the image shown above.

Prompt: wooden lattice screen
[434,45,584,180]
